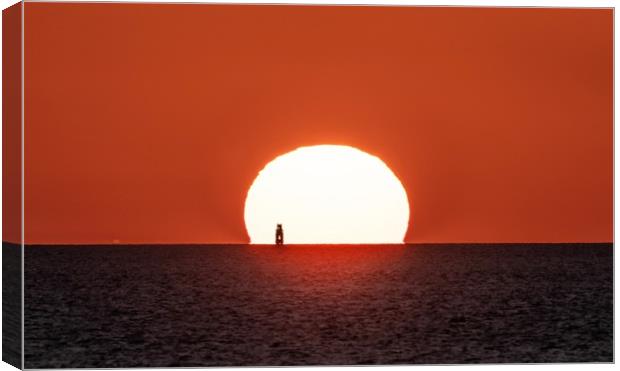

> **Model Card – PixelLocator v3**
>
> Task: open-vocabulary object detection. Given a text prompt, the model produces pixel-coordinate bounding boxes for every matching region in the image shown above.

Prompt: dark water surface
[25,243,612,368]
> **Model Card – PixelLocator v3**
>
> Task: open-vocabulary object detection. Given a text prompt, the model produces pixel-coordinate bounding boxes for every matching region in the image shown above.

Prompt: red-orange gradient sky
[21,4,612,244]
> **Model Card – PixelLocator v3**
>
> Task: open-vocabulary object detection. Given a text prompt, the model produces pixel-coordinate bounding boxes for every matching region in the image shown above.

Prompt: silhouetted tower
[275,224,284,245]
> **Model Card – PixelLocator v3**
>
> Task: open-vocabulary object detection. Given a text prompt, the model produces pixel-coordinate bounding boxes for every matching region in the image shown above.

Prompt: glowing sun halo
[244,145,410,244]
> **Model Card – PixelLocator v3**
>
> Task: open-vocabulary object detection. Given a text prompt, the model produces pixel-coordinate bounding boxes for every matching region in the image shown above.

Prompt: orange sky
[16,4,612,244]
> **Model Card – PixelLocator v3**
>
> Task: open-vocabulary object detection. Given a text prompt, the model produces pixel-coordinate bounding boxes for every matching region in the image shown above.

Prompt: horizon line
[3,241,614,247]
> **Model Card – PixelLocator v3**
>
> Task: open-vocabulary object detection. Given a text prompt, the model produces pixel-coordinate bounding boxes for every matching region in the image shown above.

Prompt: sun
[244,145,410,244]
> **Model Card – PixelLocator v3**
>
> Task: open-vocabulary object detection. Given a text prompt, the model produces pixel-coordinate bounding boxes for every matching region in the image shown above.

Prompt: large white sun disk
[244,145,410,244]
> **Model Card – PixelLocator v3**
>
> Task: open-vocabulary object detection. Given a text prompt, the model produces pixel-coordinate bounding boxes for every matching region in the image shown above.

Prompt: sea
[20,243,612,368]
